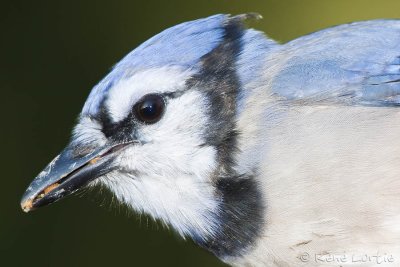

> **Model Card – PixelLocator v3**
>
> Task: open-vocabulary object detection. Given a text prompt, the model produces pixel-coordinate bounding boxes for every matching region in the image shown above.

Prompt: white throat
[98,171,220,239]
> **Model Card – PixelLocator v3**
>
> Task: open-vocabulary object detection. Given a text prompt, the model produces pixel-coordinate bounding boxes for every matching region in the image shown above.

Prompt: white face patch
[105,67,193,123]
[99,90,220,238]
[72,116,107,147]
[99,171,219,239]
[80,70,221,239]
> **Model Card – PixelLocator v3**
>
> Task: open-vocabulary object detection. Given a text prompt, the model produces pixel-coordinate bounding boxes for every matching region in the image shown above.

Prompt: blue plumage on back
[271,20,400,106]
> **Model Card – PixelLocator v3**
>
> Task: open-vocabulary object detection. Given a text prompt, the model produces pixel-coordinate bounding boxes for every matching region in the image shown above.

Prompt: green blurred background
[2,0,400,266]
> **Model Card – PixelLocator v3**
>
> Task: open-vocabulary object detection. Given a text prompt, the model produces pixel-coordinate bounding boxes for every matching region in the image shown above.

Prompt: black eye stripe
[96,88,191,140]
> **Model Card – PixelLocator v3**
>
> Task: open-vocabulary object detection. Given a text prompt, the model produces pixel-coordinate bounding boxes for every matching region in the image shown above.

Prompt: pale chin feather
[97,171,221,240]
[92,138,221,240]
[78,62,225,240]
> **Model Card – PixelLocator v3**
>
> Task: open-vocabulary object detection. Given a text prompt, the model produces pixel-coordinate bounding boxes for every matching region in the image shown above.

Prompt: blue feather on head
[82,14,229,116]
[81,14,277,116]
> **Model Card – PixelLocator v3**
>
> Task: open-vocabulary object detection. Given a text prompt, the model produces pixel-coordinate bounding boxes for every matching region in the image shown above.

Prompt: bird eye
[134,94,165,124]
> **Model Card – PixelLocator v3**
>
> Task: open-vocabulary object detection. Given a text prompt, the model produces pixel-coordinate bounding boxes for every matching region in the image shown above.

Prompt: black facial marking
[95,90,189,142]
[187,16,244,175]
[95,96,138,142]
[196,175,265,259]
[90,15,265,259]
[188,17,266,259]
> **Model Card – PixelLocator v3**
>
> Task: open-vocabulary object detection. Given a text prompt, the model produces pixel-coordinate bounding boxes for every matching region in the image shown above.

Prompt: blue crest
[82,14,230,116]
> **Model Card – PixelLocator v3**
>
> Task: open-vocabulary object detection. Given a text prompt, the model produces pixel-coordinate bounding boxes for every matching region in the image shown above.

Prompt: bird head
[21,14,273,259]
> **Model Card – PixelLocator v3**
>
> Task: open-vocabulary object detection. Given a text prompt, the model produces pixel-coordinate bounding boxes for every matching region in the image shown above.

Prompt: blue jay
[21,14,400,266]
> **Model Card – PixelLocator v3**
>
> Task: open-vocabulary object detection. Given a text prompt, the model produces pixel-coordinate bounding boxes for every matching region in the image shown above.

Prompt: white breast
[235,105,400,266]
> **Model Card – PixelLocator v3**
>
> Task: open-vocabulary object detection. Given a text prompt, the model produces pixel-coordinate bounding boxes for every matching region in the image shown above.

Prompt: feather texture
[270,20,400,106]
[234,19,400,266]
[22,14,400,267]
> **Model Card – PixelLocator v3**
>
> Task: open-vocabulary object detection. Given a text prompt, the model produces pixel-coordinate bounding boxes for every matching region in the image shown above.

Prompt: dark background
[2,1,400,266]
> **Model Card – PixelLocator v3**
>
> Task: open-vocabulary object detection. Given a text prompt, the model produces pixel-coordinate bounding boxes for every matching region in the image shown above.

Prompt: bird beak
[20,141,133,213]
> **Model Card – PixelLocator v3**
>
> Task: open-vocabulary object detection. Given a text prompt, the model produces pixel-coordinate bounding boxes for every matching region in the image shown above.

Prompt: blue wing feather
[272,20,400,106]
